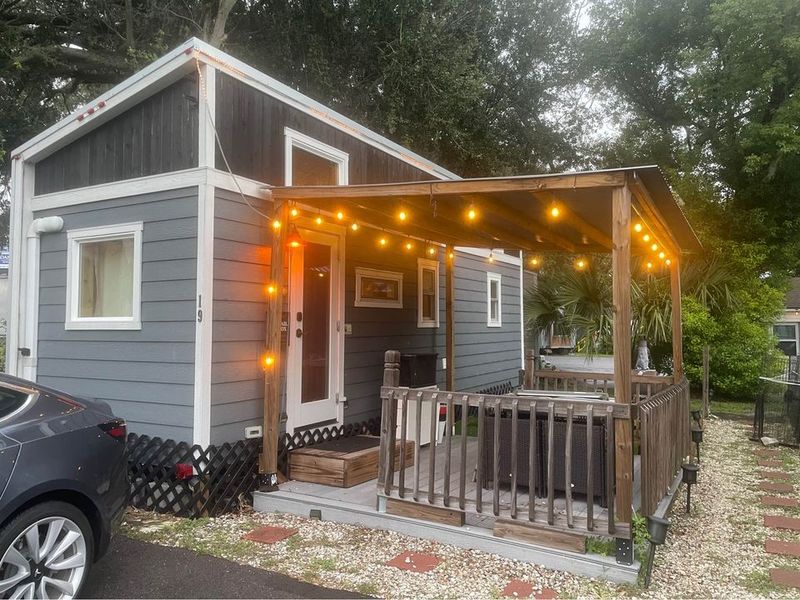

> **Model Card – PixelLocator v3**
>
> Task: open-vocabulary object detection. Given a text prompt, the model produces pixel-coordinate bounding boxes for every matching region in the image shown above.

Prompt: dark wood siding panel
[35,187,198,442]
[214,73,433,185]
[35,77,199,195]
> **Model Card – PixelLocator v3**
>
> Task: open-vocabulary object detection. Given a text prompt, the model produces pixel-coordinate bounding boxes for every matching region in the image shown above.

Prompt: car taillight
[99,419,127,441]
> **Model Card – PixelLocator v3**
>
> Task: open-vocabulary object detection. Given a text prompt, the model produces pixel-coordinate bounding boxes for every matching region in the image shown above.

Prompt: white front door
[286,227,343,432]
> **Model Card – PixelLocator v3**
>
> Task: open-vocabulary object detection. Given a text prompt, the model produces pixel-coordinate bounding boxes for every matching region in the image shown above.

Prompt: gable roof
[787,277,800,309]
[12,38,459,181]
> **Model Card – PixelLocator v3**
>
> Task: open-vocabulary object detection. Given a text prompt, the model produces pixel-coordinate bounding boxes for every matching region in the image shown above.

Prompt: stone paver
[760,471,792,480]
[385,551,441,573]
[764,515,800,532]
[762,495,800,507]
[754,449,781,457]
[770,569,800,589]
[242,525,298,544]
[766,539,800,558]
[758,459,785,468]
[759,482,794,494]
[502,579,534,598]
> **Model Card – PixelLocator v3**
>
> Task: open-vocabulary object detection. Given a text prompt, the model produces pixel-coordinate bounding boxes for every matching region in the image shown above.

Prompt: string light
[548,205,561,219]
[658,251,666,260]
[336,210,345,221]
[651,243,658,252]
[315,215,324,226]
[448,250,455,260]
[378,236,388,248]
[290,207,299,218]
[398,210,408,222]
[529,257,541,268]
[646,261,653,271]
[665,258,672,266]
[574,257,587,270]
[351,222,359,231]
[642,233,651,243]
[263,354,275,368]
[286,225,304,248]
[467,206,478,221]
[633,222,643,233]
[271,219,281,230]
[404,240,414,251]
[265,283,277,296]
[488,251,495,263]
[427,246,436,256]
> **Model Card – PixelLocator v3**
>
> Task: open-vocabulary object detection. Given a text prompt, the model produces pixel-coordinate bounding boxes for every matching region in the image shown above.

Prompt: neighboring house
[776,277,800,356]
[7,38,524,446]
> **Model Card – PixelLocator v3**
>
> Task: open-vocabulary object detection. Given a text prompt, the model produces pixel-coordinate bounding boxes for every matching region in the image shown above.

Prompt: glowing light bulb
[427,246,436,256]
[646,261,653,271]
[530,257,540,268]
[266,284,277,296]
[271,219,281,230]
[404,241,413,251]
[351,222,359,231]
[488,253,494,263]
[665,258,672,266]
[467,208,477,221]
[398,210,407,222]
[633,222,643,233]
[651,243,658,252]
[575,258,587,270]
[549,205,560,219]
[658,251,666,260]
[643,234,651,243]
[315,216,323,226]
[264,355,275,368]
[379,237,388,247]
[290,207,299,218]
[336,211,345,221]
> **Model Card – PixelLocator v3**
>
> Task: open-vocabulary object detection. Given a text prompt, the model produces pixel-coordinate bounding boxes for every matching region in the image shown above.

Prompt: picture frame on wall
[354,268,403,308]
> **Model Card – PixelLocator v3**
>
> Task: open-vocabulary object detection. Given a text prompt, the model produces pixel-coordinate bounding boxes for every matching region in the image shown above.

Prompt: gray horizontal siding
[209,188,270,444]
[35,187,198,442]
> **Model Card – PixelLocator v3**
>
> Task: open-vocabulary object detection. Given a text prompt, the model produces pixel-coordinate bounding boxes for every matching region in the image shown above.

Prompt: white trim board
[455,247,522,266]
[12,38,458,182]
[285,128,349,186]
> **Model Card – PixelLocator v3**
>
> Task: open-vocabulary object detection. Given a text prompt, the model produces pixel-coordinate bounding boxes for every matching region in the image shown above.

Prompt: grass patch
[454,415,479,437]
[741,570,783,595]
[585,536,615,556]
[356,582,379,596]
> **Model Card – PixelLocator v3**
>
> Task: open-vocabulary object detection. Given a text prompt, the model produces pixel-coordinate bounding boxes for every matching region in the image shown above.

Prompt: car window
[0,387,31,420]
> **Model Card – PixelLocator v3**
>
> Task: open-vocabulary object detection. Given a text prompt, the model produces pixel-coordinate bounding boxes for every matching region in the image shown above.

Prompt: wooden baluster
[443,394,454,507]
[528,400,537,522]
[459,394,469,510]
[428,393,438,504]
[606,406,616,535]
[510,398,519,519]
[493,398,501,516]
[383,391,397,497]
[565,404,574,528]
[378,392,390,488]
[398,391,409,498]
[586,403,595,531]
[547,402,555,526]
[413,391,423,502]
[476,396,485,513]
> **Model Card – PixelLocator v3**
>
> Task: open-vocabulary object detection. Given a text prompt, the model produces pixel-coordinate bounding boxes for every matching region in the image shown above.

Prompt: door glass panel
[302,242,331,403]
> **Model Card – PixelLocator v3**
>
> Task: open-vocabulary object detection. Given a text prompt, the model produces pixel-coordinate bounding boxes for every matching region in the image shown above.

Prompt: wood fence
[531,368,672,403]
[638,377,691,516]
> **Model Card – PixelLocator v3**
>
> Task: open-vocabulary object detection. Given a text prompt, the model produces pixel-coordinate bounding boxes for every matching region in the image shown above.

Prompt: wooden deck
[282,435,641,530]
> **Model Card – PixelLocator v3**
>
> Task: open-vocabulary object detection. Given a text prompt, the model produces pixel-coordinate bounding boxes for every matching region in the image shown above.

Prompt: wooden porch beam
[260,200,288,490]
[628,174,681,257]
[611,185,633,533]
[670,256,684,382]
[446,245,455,391]
[270,171,627,201]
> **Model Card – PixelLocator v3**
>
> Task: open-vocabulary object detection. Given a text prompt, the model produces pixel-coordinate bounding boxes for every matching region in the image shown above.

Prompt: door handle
[295,328,303,338]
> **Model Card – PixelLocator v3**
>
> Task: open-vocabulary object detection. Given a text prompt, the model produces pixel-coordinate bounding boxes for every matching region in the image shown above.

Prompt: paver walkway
[757,447,800,589]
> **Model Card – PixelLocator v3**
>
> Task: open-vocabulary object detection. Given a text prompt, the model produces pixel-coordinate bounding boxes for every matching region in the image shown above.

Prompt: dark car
[0,373,128,599]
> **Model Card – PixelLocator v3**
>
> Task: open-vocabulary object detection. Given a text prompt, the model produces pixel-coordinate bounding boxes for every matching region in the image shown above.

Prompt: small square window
[487,272,502,327]
[417,258,439,328]
[66,223,143,330]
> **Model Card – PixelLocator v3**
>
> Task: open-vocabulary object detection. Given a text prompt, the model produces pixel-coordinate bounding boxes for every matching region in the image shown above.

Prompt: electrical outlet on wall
[244,425,262,439]
[441,357,447,369]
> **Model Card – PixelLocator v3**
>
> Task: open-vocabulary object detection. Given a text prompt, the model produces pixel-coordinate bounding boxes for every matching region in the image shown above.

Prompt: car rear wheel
[0,501,93,599]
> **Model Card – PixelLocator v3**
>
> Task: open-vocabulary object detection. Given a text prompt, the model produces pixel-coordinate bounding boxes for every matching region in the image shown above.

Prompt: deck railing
[377,352,633,538]
[530,368,672,403]
[638,377,691,515]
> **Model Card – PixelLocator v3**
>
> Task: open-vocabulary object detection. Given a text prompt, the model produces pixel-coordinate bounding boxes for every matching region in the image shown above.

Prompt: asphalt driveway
[81,535,364,599]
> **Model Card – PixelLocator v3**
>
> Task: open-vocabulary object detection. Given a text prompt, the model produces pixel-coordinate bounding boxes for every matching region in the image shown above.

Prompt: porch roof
[268,166,702,256]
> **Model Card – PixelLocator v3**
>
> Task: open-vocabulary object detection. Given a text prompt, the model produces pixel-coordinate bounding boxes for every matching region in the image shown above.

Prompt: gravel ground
[122,418,800,599]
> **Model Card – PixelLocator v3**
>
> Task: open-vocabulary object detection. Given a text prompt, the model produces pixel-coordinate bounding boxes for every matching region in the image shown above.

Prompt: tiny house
[7,38,524,447]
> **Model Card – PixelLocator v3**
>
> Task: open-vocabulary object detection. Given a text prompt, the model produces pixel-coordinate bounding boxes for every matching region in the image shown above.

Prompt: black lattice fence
[753,357,800,446]
[127,434,261,518]
[277,417,381,475]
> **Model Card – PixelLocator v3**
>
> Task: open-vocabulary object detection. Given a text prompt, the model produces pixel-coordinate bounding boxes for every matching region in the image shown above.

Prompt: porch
[256,166,700,577]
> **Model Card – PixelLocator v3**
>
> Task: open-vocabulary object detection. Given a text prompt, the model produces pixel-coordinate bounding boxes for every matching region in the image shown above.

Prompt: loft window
[487,272,502,327]
[417,258,440,328]
[284,127,349,186]
[65,222,143,330]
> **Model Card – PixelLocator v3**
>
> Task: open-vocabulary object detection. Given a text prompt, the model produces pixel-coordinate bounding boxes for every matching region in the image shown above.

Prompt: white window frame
[354,267,403,309]
[417,258,440,328]
[284,127,349,186]
[487,272,502,327]
[65,222,143,330]
[774,322,799,355]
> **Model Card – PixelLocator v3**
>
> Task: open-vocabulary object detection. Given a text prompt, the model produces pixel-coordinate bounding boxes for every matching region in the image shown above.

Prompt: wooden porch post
[611,184,633,537]
[260,200,288,491]
[446,245,455,391]
[670,256,684,383]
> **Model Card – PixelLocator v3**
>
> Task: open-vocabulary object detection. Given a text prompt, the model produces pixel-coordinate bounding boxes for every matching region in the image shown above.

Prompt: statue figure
[635,339,651,372]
